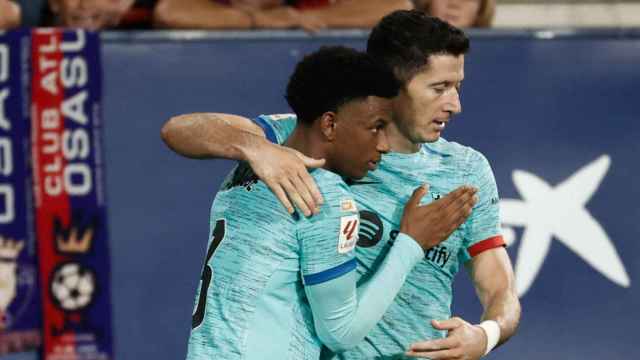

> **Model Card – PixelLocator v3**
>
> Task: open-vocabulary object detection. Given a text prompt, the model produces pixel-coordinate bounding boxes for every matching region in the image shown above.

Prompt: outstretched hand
[246,141,325,216]
[406,317,487,360]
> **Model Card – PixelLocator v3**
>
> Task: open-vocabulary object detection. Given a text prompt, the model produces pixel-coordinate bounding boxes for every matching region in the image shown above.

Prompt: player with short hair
[163,10,521,360]
[179,46,478,360]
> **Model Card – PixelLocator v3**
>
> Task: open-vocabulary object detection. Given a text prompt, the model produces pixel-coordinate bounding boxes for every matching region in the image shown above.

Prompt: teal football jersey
[254,114,505,359]
[187,164,356,360]
[186,154,425,359]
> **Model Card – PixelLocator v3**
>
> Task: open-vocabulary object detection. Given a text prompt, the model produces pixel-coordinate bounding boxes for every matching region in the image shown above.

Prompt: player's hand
[245,140,325,216]
[400,184,477,251]
[405,318,487,359]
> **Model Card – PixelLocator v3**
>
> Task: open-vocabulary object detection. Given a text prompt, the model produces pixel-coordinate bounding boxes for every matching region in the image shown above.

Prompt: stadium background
[5,29,640,359]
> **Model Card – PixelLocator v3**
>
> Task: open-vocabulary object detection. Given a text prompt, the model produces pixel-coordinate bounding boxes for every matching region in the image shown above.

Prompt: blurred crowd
[0,0,495,31]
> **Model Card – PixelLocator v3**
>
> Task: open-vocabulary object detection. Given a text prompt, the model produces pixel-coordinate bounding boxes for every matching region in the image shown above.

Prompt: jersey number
[192,219,226,329]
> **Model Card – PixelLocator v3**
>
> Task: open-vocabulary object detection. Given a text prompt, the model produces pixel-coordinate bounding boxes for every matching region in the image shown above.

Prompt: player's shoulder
[254,113,298,144]
[219,161,261,192]
[218,163,281,205]
[215,164,298,224]
[257,113,297,122]
[311,168,351,196]
[422,137,491,171]
[305,169,358,219]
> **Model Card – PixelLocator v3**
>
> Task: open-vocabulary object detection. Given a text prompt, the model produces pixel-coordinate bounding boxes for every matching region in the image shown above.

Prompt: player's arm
[303,0,413,28]
[303,234,421,352]
[302,185,477,352]
[407,152,520,359]
[160,112,324,216]
[464,152,521,348]
[469,247,521,348]
[414,250,521,360]
[300,186,425,352]
[161,112,265,160]
[407,249,520,359]
[154,0,254,29]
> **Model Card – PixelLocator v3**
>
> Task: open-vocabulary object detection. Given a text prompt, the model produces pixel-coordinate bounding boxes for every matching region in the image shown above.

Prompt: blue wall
[9,29,640,359]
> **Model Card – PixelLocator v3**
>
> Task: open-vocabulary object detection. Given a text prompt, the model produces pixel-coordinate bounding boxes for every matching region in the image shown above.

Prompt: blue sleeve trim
[252,116,278,144]
[303,258,357,286]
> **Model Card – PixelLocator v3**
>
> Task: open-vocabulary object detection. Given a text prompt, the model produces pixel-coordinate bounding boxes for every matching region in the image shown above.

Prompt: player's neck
[284,126,329,163]
[386,123,421,153]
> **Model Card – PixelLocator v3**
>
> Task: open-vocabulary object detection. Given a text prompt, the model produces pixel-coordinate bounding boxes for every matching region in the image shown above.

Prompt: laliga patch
[338,215,359,254]
[340,199,357,213]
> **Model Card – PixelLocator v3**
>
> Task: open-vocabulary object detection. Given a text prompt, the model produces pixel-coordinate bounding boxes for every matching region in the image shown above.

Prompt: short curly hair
[286,46,400,124]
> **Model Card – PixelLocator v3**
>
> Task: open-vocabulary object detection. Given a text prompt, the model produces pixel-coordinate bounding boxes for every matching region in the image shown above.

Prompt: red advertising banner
[31,29,112,360]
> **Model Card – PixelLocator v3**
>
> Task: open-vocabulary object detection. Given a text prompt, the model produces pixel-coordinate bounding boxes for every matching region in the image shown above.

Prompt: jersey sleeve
[461,150,505,260]
[298,178,359,286]
[252,114,298,145]
[298,176,424,352]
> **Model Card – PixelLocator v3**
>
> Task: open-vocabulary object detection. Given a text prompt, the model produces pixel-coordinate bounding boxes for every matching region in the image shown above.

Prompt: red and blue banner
[0,29,42,355]
[31,29,112,360]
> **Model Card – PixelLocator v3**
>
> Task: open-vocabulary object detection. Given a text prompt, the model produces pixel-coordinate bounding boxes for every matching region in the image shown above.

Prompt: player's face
[427,0,482,28]
[391,54,464,150]
[330,96,392,179]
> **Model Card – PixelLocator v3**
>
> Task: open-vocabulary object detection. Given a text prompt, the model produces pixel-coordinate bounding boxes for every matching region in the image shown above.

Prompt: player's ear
[319,111,337,141]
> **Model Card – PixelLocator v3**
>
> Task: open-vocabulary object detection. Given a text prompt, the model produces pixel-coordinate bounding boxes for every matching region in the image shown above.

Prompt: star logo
[500,155,630,296]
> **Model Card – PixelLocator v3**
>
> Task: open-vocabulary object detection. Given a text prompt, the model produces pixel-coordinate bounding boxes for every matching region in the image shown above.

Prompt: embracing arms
[405,247,521,360]
[161,113,325,216]
[471,247,521,348]
[303,185,478,352]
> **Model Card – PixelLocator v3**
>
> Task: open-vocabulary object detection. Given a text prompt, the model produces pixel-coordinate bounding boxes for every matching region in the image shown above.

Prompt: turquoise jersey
[187,156,424,359]
[187,165,347,359]
[254,114,505,359]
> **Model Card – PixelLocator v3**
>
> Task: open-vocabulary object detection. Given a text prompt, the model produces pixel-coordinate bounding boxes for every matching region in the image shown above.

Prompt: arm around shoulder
[301,203,424,353]
[160,112,325,216]
[160,112,265,159]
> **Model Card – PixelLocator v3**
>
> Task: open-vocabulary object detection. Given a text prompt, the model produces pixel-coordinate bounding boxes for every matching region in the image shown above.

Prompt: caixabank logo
[500,154,631,296]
